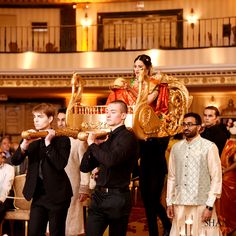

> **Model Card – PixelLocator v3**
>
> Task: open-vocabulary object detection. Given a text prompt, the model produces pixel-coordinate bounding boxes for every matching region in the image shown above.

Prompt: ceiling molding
[0,0,139,5]
[0,71,236,89]
[0,73,131,88]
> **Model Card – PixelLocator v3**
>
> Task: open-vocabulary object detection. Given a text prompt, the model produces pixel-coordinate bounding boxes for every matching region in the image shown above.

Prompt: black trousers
[86,189,132,236]
[0,197,14,223]
[28,181,70,236]
[139,137,171,236]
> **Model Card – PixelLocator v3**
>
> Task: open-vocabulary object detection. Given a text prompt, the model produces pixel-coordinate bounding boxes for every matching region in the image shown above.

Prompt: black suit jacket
[11,136,72,204]
[201,124,228,156]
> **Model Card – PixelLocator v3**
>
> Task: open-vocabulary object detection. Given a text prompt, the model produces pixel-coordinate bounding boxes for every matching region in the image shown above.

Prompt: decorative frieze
[0,70,236,89]
[0,0,125,4]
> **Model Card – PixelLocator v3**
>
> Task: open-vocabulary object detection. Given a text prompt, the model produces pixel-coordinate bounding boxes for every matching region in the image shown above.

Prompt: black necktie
[39,139,45,179]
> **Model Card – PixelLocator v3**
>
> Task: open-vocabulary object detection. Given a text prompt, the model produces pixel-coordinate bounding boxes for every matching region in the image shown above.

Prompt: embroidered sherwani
[166,135,222,236]
[65,138,90,236]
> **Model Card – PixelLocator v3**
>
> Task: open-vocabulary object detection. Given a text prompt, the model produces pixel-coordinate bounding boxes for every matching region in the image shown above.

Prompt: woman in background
[217,121,236,236]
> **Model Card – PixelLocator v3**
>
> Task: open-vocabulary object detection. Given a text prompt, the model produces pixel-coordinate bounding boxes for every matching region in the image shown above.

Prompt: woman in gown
[217,121,236,236]
[106,54,171,236]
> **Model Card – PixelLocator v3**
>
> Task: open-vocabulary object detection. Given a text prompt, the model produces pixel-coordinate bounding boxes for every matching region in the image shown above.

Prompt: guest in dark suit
[201,105,228,156]
[11,103,72,236]
[80,100,139,236]
[139,137,171,236]
[0,136,15,164]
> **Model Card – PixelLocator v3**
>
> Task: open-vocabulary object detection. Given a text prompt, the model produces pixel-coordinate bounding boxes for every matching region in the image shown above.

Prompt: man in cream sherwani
[57,108,90,236]
[166,112,222,236]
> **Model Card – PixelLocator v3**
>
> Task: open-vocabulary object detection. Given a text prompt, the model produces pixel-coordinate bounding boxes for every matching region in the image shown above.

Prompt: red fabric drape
[216,139,236,235]
[105,88,137,106]
[106,79,169,115]
[155,83,169,114]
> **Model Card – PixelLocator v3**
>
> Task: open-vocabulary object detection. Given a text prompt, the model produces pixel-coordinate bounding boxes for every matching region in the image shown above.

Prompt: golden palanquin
[66,72,192,140]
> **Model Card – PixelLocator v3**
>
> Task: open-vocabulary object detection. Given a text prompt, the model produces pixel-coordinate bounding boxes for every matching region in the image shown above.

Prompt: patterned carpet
[127,206,164,236]
[127,206,149,236]
[126,184,166,236]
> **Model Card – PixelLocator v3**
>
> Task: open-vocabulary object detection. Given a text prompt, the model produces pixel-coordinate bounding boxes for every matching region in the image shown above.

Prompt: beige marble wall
[0,47,236,72]
[189,92,236,117]
[80,0,236,18]
[0,8,60,51]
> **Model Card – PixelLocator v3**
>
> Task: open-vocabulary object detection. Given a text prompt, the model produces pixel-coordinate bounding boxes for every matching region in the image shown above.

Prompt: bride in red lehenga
[106,54,169,114]
[217,121,236,236]
[106,54,172,236]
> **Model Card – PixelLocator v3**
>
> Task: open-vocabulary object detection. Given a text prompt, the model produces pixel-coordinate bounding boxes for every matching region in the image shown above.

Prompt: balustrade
[1,16,236,53]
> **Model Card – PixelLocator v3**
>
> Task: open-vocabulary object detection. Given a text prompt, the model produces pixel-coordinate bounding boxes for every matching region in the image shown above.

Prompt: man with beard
[166,112,222,236]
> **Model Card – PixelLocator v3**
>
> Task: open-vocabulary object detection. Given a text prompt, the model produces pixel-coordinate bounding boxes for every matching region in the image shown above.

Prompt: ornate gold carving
[0,0,128,4]
[132,72,192,139]
[66,71,192,139]
[221,99,236,116]
[21,128,108,141]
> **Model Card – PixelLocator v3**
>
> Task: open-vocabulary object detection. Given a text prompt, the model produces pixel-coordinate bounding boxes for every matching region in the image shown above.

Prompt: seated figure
[65,56,191,140]
[106,54,169,115]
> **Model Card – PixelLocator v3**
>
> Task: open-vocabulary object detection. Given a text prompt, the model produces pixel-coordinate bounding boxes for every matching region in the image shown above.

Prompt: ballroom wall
[189,92,236,116]
[0,0,236,141]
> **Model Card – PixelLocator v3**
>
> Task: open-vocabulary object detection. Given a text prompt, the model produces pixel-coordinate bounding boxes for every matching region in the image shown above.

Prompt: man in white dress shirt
[0,148,15,225]
[166,112,222,236]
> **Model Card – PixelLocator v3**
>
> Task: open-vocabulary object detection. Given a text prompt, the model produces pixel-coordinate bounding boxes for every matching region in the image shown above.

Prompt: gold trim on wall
[0,0,137,4]
[0,73,131,88]
[0,71,236,89]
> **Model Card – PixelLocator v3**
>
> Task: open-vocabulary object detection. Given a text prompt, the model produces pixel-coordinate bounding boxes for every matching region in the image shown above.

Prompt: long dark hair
[134,54,152,76]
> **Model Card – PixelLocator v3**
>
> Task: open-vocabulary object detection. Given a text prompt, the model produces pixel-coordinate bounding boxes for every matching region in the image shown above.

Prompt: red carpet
[127,206,149,235]
[127,186,165,236]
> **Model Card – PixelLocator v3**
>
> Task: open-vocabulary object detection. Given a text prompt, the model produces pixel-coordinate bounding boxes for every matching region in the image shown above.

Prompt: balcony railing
[1,16,236,53]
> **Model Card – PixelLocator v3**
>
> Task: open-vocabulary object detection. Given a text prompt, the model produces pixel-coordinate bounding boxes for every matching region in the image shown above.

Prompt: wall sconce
[81,12,92,27]
[187,8,198,29]
[209,95,219,107]
[211,95,215,103]
[136,1,144,11]
[80,3,92,27]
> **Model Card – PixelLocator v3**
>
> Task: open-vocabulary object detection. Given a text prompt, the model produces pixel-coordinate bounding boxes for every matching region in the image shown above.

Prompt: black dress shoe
[163,228,170,236]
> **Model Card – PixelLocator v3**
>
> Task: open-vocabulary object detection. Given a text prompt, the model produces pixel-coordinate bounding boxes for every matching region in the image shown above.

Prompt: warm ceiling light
[187,8,198,29]
[81,13,92,27]
[136,1,144,10]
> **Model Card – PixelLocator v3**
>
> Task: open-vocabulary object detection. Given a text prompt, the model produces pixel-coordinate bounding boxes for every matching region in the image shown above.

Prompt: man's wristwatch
[206,205,213,211]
